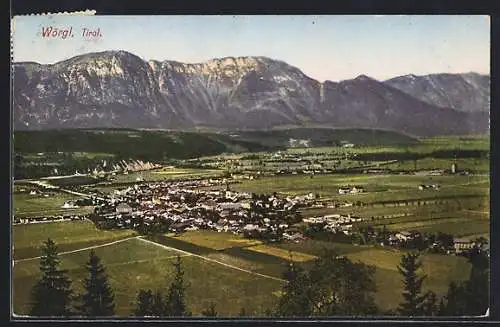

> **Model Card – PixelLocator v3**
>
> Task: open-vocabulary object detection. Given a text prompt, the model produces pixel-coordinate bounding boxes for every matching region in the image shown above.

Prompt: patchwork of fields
[12,223,471,316]
[11,134,489,317]
[13,227,286,316]
[228,173,489,239]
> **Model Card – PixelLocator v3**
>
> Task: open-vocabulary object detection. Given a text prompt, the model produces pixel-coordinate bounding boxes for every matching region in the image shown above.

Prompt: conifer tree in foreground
[165,255,190,316]
[135,289,154,316]
[307,250,379,316]
[440,247,489,316]
[201,302,218,317]
[238,307,247,317]
[277,249,378,317]
[30,238,73,316]
[152,290,167,316]
[277,261,313,316]
[421,290,439,316]
[76,249,115,316]
[397,252,429,316]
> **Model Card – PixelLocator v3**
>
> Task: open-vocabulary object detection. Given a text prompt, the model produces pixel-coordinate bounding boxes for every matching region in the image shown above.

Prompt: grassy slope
[13,238,283,316]
[276,240,470,311]
[12,221,137,260]
[13,224,472,315]
[346,249,471,311]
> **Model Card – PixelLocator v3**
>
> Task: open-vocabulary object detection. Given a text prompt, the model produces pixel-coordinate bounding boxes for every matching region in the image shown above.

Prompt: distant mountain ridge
[384,72,490,113]
[12,50,489,136]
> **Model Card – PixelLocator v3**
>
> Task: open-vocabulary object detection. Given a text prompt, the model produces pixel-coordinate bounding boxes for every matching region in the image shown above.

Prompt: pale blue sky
[12,15,490,82]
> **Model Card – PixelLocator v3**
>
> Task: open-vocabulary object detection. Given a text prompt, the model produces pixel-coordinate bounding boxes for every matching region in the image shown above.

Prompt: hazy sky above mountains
[12,15,490,82]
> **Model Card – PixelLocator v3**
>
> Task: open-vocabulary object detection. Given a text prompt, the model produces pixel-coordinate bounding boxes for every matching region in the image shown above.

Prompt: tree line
[275,248,488,317]
[352,149,488,162]
[26,238,488,317]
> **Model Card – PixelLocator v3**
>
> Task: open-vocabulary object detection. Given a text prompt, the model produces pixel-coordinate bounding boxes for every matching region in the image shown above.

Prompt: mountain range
[12,50,490,136]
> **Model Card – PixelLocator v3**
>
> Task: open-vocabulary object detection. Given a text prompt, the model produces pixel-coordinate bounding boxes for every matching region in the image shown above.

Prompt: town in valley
[11,14,490,318]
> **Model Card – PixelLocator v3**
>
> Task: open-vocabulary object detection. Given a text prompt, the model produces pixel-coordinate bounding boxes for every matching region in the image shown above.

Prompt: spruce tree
[201,302,218,317]
[165,255,189,316]
[463,250,489,315]
[277,249,378,317]
[151,290,167,316]
[441,281,468,315]
[135,289,154,316]
[438,298,446,316]
[238,307,247,317]
[397,252,428,316]
[277,261,313,317]
[76,250,115,316]
[441,249,489,316]
[421,290,439,316]
[308,250,378,316]
[30,238,73,316]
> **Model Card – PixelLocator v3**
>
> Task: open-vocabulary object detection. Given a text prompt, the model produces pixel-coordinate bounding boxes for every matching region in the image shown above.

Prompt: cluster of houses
[61,200,80,208]
[288,138,311,148]
[86,179,317,241]
[17,187,54,198]
[275,168,335,176]
[454,238,489,256]
[13,214,89,225]
[111,159,162,174]
[418,184,441,191]
[340,141,355,148]
[59,159,162,178]
[338,186,365,195]
[302,214,363,235]
[28,190,51,197]
[388,230,488,255]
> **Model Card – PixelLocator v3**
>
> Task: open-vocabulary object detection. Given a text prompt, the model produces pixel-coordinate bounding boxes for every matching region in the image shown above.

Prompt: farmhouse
[61,200,79,209]
[283,232,305,243]
[418,184,440,191]
[170,221,191,233]
[340,140,355,148]
[351,186,364,194]
[116,203,133,214]
[338,187,351,195]
[395,231,413,242]
[338,186,365,194]
[217,202,243,211]
[453,238,475,253]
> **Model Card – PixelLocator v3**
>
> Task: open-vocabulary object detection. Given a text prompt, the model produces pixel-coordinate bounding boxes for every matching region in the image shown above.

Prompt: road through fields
[13,236,140,264]
[13,235,287,283]
[136,237,287,283]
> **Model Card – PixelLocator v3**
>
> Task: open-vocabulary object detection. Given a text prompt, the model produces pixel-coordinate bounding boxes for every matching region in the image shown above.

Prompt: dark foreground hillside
[13,128,418,161]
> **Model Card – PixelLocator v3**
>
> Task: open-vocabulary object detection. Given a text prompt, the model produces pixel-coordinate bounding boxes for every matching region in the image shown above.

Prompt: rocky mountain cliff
[384,72,490,113]
[12,50,489,136]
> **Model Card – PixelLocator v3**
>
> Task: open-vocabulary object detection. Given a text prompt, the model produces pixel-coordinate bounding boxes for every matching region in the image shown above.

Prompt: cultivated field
[245,244,317,262]
[227,173,489,239]
[173,230,263,250]
[13,221,137,260]
[13,193,95,218]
